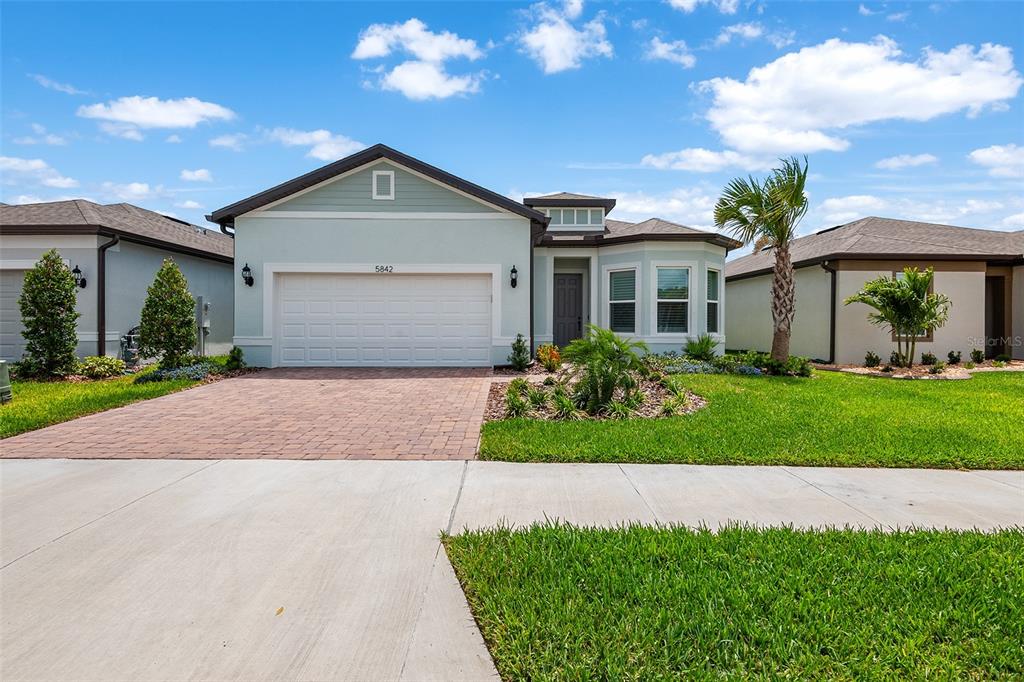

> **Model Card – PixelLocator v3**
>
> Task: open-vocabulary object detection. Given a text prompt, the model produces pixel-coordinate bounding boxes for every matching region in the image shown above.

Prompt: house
[208,144,741,368]
[724,217,1024,364]
[0,200,234,361]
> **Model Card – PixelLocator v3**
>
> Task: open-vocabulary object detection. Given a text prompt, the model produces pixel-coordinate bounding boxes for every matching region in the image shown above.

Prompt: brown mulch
[492,362,558,376]
[485,374,706,422]
[813,359,1024,380]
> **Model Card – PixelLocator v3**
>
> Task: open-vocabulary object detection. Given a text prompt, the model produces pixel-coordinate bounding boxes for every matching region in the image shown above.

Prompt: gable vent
[372,170,395,200]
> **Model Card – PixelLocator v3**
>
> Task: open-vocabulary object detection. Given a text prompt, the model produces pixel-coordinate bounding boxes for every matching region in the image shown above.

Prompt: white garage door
[276,273,492,366]
[0,270,27,361]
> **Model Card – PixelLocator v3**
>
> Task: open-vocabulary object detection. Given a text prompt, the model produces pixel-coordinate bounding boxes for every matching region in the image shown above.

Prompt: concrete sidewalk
[1,460,1021,681]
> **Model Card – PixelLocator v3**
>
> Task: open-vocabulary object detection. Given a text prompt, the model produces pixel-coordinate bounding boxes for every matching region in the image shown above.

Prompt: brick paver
[1,368,492,460]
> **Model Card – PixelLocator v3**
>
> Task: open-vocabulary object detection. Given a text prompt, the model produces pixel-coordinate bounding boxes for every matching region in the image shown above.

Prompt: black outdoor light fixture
[510,265,518,288]
[241,263,254,287]
[71,265,86,289]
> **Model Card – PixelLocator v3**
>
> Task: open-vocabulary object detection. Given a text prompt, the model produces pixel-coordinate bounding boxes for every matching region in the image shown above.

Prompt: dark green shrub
[563,325,648,415]
[551,391,582,420]
[738,350,772,369]
[504,386,529,418]
[606,400,633,419]
[995,353,1011,362]
[765,356,813,377]
[542,375,557,387]
[17,249,80,377]
[76,355,126,379]
[507,333,530,371]
[526,384,549,409]
[508,377,529,396]
[947,350,961,365]
[920,352,937,365]
[684,334,717,362]
[881,365,894,373]
[970,348,984,363]
[929,361,946,374]
[711,354,739,373]
[890,350,901,366]
[864,351,881,367]
[225,346,246,371]
[139,259,196,369]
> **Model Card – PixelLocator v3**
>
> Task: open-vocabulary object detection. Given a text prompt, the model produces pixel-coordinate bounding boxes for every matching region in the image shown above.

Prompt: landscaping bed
[817,358,1023,380]
[445,523,1024,681]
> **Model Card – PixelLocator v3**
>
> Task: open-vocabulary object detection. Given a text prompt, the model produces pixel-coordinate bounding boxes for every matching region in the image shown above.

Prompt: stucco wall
[1013,266,1024,360]
[725,265,832,360]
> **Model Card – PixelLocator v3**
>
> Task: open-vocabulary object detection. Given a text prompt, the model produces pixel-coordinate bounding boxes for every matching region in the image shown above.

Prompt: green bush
[970,348,984,363]
[929,361,946,374]
[947,350,961,365]
[224,346,246,371]
[526,384,549,410]
[995,353,1011,362]
[505,386,529,418]
[964,361,976,369]
[993,360,1007,368]
[507,333,530,371]
[76,355,126,379]
[139,259,196,369]
[921,352,937,365]
[890,350,901,366]
[684,334,717,362]
[17,249,80,377]
[563,325,648,415]
[508,377,529,396]
[864,351,881,367]
[765,356,813,377]
[551,391,582,420]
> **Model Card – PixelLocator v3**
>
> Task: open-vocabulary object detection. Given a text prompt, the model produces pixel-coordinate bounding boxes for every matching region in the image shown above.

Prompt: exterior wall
[725,266,832,360]
[105,241,234,356]
[1013,265,1023,360]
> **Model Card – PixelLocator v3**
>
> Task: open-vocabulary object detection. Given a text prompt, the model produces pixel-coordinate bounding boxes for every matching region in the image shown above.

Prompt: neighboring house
[725,217,1024,364]
[209,144,741,368]
[0,200,234,361]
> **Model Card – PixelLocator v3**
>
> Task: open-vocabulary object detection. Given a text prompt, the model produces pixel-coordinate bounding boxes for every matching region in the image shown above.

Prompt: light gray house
[0,200,234,361]
[725,217,1024,364]
[209,144,741,368]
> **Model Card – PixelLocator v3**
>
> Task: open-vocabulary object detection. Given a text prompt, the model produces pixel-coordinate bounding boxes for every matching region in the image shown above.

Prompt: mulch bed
[492,362,557,376]
[814,359,1023,380]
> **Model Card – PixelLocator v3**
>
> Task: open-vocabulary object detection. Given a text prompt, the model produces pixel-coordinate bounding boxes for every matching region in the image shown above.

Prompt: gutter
[97,233,120,356]
[820,260,838,364]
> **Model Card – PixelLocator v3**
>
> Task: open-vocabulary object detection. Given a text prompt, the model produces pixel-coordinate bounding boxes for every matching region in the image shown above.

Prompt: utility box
[0,360,11,404]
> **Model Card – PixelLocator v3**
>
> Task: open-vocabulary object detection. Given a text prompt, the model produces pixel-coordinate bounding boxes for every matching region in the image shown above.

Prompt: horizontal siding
[269,162,497,213]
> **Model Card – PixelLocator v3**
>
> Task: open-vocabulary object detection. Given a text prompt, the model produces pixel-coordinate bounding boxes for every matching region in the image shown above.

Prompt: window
[608,269,636,333]
[656,267,689,334]
[706,269,720,333]
[372,170,395,200]
[545,207,603,228]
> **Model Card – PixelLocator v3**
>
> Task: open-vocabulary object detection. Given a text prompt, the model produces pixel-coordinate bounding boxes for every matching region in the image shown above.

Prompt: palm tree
[714,157,809,362]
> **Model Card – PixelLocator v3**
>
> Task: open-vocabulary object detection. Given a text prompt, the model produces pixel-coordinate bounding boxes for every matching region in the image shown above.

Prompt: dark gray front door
[553,274,583,347]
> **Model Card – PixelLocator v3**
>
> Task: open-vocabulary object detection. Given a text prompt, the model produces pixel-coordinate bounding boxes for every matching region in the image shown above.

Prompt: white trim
[76,331,121,342]
[0,259,46,270]
[706,266,723,335]
[233,336,273,346]
[650,260,697,337]
[0,235,100,249]
[372,170,395,200]
[243,211,519,221]
[603,263,640,335]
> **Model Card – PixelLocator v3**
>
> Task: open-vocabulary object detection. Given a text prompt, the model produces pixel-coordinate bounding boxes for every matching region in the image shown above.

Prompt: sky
[2,0,1023,255]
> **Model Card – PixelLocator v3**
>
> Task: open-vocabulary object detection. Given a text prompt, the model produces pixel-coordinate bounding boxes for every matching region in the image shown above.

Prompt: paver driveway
[0,368,491,460]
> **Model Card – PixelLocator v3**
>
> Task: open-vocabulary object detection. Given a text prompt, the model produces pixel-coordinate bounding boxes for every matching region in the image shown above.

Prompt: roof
[537,216,742,250]
[209,143,547,226]
[725,216,1024,280]
[0,200,234,261]
[523,192,616,213]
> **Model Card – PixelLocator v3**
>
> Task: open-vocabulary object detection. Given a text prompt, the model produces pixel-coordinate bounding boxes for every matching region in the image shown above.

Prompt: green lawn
[481,371,1024,469]
[1,373,199,438]
[444,523,1024,680]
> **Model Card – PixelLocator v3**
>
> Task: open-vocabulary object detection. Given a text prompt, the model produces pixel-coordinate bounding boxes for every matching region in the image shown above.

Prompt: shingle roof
[539,216,742,250]
[0,200,234,260]
[725,216,1024,280]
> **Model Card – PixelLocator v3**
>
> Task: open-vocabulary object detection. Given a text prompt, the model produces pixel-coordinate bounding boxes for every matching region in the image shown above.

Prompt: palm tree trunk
[770,243,796,362]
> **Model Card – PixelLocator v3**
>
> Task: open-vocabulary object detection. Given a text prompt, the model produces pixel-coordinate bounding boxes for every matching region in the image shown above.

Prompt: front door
[985,276,1007,359]
[553,273,583,347]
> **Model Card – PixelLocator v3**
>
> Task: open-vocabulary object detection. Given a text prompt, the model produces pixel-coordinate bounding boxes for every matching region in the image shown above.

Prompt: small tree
[17,249,80,376]
[843,267,951,368]
[139,259,196,368]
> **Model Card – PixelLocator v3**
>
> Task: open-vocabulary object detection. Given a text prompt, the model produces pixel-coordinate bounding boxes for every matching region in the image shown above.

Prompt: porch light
[71,265,86,289]
[510,265,518,288]
[241,263,254,287]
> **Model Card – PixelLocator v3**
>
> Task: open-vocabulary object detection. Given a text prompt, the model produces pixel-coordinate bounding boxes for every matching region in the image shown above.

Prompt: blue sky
[2,0,1023,249]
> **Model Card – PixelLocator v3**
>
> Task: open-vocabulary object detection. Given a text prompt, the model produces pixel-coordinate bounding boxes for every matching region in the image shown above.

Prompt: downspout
[97,234,120,356]
[529,227,535,357]
[820,260,838,364]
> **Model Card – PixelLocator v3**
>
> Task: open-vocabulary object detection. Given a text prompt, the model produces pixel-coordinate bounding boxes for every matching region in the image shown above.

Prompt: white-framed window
[372,170,395,200]
[546,207,603,228]
[706,268,720,334]
[608,268,637,333]
[655,266,689,334]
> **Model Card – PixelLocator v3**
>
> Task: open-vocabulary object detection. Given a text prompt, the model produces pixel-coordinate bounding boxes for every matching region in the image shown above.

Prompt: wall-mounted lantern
[510,265,518,288]
[241,263,254,287]
[71,265,87,289]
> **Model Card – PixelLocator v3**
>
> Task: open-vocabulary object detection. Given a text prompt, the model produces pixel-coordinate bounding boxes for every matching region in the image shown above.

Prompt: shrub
[864,351,881,368]
[929,361,946,374]
[622,389,645,411]
[881,365,894,373]
[684,334,718,362]
[993,360,1007,368]
[711,354,739,373]
[970,348,984,363]
[660,394,690,416]
[504,387,529,418]
[964,361,976,369]
[139,259,196,369]
[526,384,549,410]
[551,391,583,420]
[995,353,1011,362]
[733,364,763,376]
[890,350,901,366]
[507,333,530,371]
[563,325,648,415]
[508,377,529,396]
[76,355,126,379]
[765,356,813,377]
[947,350,961,365]
[542,375,557,387]
[665,360,721,375]
[737,350,771,369]
[133,362,210,384]
[920,352,937,365]
[17,249,80,377]
[606,400,633,419]
[225,346,246,371]
[535,343,561,373]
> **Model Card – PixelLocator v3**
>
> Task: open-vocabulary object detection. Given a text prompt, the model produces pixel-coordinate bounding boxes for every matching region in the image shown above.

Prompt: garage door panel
[276,273,492,367]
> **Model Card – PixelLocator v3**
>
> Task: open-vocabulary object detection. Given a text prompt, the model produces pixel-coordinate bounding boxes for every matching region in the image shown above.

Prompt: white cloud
[180,168,213,182]
[166,134,183,143]
[698,37,1023,155]
[645,37,696,68]
[176,199,204,210]
[13,123,67,146]
[101,181,158,201]
[818,193,1010,226]
[641,147,771,172]
[820,194,889,222]
[887,11,910,22]
[858,4,877,16]
[266,128,365,161]
[520,1,613,74]
[209,133,248,151]
[612,186,719,229]
[875,153,939,170]
[352,18,486,100]
[968,143,1024,178]
[0,156,78,188]
[78,96,235,140]
[28,73,88,95]
[714,22,763,46]
[667,0,739,14]
[1001,212,1024,227]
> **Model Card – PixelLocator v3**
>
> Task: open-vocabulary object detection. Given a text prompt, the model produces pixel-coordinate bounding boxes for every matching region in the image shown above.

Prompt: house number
[374,265,394,273]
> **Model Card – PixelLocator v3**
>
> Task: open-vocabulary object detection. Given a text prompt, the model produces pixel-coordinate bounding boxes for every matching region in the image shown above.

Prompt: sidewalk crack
[781,467,886,529]
[618,464,661,524]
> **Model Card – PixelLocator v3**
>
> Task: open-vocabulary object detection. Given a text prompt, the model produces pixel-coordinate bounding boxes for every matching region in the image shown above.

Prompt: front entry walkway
[0,368,491,460]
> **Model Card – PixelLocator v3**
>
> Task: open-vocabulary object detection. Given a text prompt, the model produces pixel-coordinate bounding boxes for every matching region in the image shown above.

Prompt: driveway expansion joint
[780,466,885,528]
